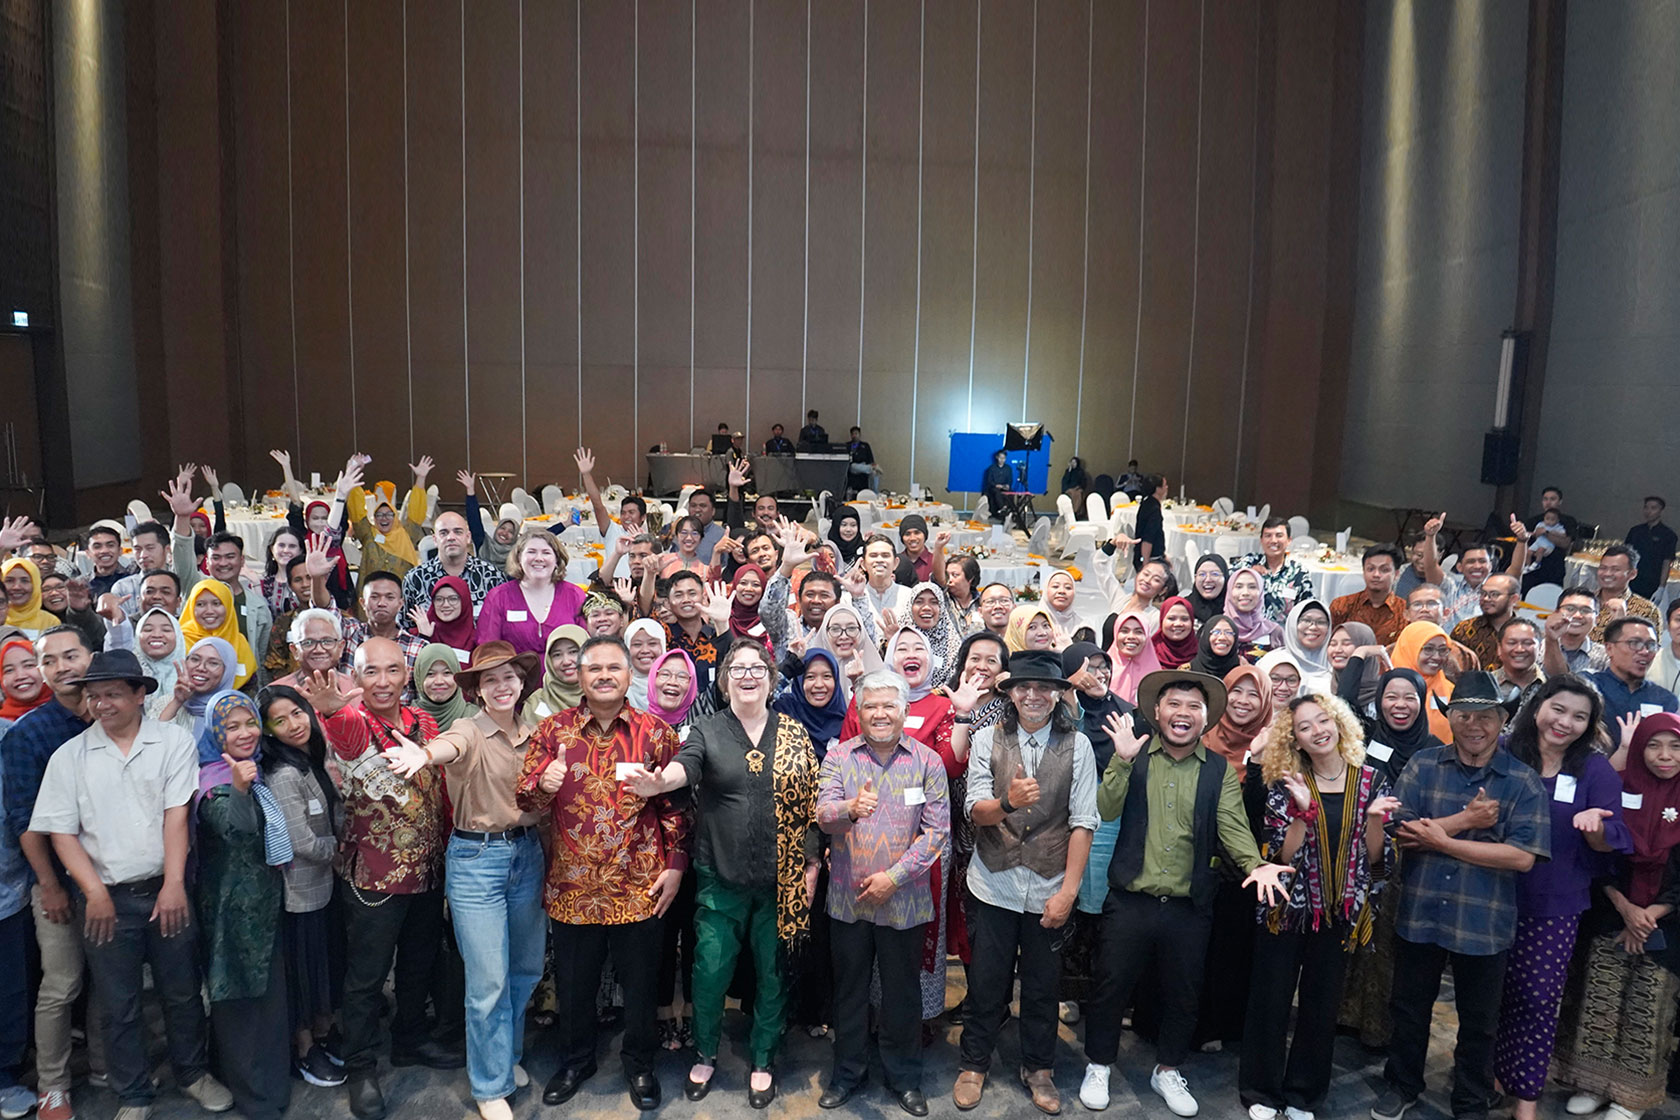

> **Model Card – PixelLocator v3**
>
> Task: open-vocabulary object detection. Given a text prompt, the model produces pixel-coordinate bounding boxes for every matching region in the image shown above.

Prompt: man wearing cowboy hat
[1081,668,1294,1116]
[953,650,1098,1116]
[29,649,234,1117]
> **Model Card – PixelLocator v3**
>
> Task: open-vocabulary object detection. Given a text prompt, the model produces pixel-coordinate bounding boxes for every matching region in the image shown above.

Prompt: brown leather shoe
[952,1070,986,1111]
[1020,1068,1062,1115]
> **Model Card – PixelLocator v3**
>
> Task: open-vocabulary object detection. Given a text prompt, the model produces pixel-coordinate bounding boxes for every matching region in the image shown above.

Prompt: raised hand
[455,469,476,496]
[269,449,292,470]
[1508,513,1526,539]
[0,516,39,553]
[200,465,221,495]
[223,752,258,793]
[408,605,435,638]
[880,608,898,633]
[65,577,92,612]
[1616,712,1642,759]
[1006,763,1040,810]
[409,455,435,483]
[1366,794,1402,824]
[949,670,986,715]
[1462,787,1500,830]
[298,669,359,716]
[170,662,192,705]
[727,462,750,489]
[1281,771,1313,812]
[619,762,663,799]
[334,459,365,498]
[1423,511,1445,538]
[381,730,430,778]
[613,577,635,602]
[701,580,734,627]
[96,592,131,623]
[160,474,198,518]
[573,447,596,476]
[933,528,953,551]
[304,533,337,580]
[844,651,865,684]
[851,778,878,820]
[1102,710,1147,763]
[839,559,867,597]
[777,519,810,568]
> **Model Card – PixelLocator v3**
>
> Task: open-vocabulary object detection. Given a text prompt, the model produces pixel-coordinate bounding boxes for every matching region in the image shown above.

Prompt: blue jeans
[445,831,546,1101]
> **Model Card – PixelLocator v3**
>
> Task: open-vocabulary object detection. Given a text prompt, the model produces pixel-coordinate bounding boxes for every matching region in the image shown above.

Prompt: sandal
[677,1017,694,1050]
[658,1019,681,1051]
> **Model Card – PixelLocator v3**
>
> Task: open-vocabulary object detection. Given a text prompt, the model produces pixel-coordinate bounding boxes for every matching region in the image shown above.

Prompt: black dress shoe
[684,1071,713,1102]
[542,1062,597,1106]
[748,1067,777,1110]
[897,1088,930,1116]
[626,1071,661,1111]
[819,1083,857,1109]
[346,1073,386,1120]
[389,1039,466,1070]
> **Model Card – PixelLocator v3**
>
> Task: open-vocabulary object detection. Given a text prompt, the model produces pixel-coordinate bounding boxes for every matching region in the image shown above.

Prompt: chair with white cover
[1440,554,1458,573]
[1524,582,1562,612]
[1178,536,1204,587]
[856,489,878,501]
[1086,493,1109,523]
[1062,514,1102,558]
[220,483,246,507]
[478,507,496,537]
[1287,515,1310,539]
[1256,504,1271,522]
[416,535,438,563]
[1110,492,1133,514]
[341,537,362,566]
[542,485,564,515]
[1027,514,1052,556]
[510,488,540,518]
[1289,536,1318,553]
[974,495,991,523]
[1212,497,1235,517]
[127,499,154,524]
[1056,494,1078,527]
[424,485,439,525]
[675,484,699,516]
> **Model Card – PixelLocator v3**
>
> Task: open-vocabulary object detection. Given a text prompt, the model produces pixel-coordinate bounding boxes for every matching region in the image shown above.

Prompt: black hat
[1447,670,1504,711]
[1136,669,1227,724]
[898,513,929,537]
[1061,642,1105,678]
[996,650,1071,691]
[69,649,158,695]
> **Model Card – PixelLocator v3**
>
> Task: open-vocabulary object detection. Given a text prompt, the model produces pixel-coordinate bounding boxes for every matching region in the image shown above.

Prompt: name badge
[306,799,323,815]
[506,610,529,622]
[1252,636,1270,648]
[1641,704,1666,718]
[1553,774,1577,803]
[903,715,925,730]
[679,726,691,742]
[1365,741,1394,762]
[241,601,250,616]
[615,762,641,780]
[1624,791,1644,810]
[903,786,926,806]
[453,647,473,662]
[238,663,250,677]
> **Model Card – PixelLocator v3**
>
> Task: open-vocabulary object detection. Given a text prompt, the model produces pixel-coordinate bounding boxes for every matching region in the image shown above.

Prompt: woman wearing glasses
[660,516,710,578]
[623,640,821,1109]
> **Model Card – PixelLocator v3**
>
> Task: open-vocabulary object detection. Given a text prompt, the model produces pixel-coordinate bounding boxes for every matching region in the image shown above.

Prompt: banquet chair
[675,484,699,515]
[478,508,496,537]
[1257,504,1271,522]
[127,499,154,524]
[974,495,992,522]
[1289,536,1318,553]
[541,485,564,515]
[1524,583,1562,612]
[1086,493,1109,523]
[1212,497,1235,517]
[1287,515,1310,539]
[1027,515,1052,556]
[1062,501,1103,556]
[510,489,540,518]
[416,535,438,563]
[220,483,246,507]
[1110,492,1132,514]
[856,489,878,501]
[1179,537,1203,588]
[425,485,439,525]
[1440,554,1457,573]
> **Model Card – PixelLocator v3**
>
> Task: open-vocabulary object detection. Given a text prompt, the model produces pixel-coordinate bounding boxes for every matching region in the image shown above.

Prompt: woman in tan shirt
[381,640,541,1120]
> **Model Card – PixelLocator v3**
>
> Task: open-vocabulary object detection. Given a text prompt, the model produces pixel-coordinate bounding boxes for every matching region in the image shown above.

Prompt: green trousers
[691,868,787,1066]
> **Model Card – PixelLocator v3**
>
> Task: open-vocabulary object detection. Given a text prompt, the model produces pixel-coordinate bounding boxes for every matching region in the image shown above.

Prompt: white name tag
[238,663,250,677]
[903,715,925,730]
[1252,636,1270,648]
[1641,704,1666,718]
[1366,742,1393,762]
[506,610,529,622]
[535,701,553,719]
[615,762,641,780]
[903,786,926,806]
[1553,774,1577,803]
[240,602,250,616]
[679,726,691,742]
[453,647,473,662]
[1624,791,1644,810]
[306,799,323,815]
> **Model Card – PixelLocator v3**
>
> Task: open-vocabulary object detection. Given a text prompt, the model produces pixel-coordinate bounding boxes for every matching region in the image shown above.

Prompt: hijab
[1005,605,1059,653]
[1107,610,1163,704]
[773,648,848,750]
[523,624,588,723]
[806,602,883,704]
[885,627,935,703]
[1,558,59,633]
[1203,663,1276,772]
[303,500,352,588]
[413,644,473,731]
[479,504,522,569]
[1063,642,1128,769]
[1042,572,1084,637]
[1151,597,1201,669]
[1392,621,1454,742]
[828,507,864,565]
[1224,567,1283,648]
[364,485,420,568]
[906,581,960,688]
[624,618,667,708]
[426,575,478,652]
[1333,621,1383,710]
[1190,613,1242,679]
[183,637,238,733]
[179,580,256,688]
[1187,554,1229,626]
[1620,713,1680,907]
[646,648,700,728]
[194,690,294,866]
[727,564,771,647]
[1368,667,1440,772]
[0,639,48,721]
[1283,599,1334,694]
[133,607,187,715]
[1255,648,1304,702]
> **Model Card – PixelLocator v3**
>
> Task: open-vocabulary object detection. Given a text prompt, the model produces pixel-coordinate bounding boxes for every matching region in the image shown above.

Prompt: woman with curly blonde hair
[1240,694,1400,1120]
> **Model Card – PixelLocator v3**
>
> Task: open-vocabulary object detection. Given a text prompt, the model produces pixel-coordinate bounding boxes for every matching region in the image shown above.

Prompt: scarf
[303,501,352,587]
[1203,664,1275,772]
[355,483,420,568]
[1334,622,1383,709]
[1151,597,1200,669]
[426,575,478,651]
[194,690,295,867]
[1283,599,1335,694]
[884,627,935,702]
[763,712,820,955]
[183,637,238,735]
[1004,605,1060,653]
[773,648,849,750]
[1106,610,1163,704]
[413,644,474,731]
[1621,713,1680,907]
[1043,572,1084,636]
[1256,649,1304,703]
[828,507,864,565]
[906,581,961,688]
[1392,621,1454,742]
[1189,614,1242,679]
[624,618,667,708]
[523,624,588,723]
[0,639,48,721]
[1367,667,1440,775]
[728,564,771,647]
[478,504,521,568]
[1224,567,1283,647]
[133,608,187,713]
[646,649,699,728]
[179,580,257,688]
[1187,554,1229,626]
[806,603,882,704]
[1,559,59,633]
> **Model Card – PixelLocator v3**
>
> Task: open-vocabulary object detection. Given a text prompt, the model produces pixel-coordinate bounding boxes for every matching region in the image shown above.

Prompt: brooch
[1664,807,1677,823]
[745,748,766,774]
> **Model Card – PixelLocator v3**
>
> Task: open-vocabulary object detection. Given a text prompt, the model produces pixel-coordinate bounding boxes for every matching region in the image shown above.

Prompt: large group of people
[0,451,1677,1120]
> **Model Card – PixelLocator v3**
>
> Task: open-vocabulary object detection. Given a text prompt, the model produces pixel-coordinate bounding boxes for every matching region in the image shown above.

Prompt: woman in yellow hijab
[345,476,427,580]
[1391,620,1455,742]
[180,580,258,689]
[2,558,60,635]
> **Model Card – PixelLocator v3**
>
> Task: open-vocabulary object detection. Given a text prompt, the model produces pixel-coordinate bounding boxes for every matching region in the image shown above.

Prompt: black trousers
[552,917,663,1077]
[1384,936,1508,1120]
[1239,924,1350,1112]
[210,928,292,1120]
[959,899,1065,1073]
[1084,891,1212,1068]
[657,873,697,1008]
[830,918,925,1092]
[339,886,445,1072]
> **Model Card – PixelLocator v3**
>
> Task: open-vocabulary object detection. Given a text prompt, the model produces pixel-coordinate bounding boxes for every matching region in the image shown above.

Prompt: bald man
[401,509,508,628]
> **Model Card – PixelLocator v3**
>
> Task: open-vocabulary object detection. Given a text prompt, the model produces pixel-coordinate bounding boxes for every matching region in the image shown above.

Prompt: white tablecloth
[1567,554,1680,606]
[1298,561,1366,603]
[223,512,291,559]
[845,501,956,531]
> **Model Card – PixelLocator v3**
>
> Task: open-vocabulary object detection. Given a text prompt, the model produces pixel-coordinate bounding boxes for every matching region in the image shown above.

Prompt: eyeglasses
[432,595,461,607]
[1615,639,1660,653]
[827,624,862,639]
[1558,605,1594,616]
[654,670,690,684]
[727,664,769,680]
[295,638,340,651]
[677,529,701,538]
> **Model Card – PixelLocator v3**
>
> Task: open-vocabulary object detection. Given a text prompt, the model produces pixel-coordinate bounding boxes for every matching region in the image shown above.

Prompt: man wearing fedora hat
[29,648,234,1119]
[1081,669,1294,1116]
[1372,670,1548,1120]
[953,649,1098,1116]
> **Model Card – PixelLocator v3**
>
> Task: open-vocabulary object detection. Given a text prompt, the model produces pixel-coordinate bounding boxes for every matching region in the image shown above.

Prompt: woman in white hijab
[804,601,883,705]
[624,618,667,709]
[1281,599,1335,695]
[132,607,187,718]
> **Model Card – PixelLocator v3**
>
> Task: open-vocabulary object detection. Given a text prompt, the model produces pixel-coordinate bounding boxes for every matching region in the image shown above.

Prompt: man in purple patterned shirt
[815,670,950,1117]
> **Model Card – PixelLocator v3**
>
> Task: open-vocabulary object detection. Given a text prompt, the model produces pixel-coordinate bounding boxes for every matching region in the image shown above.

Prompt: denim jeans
[445,831,546,1101]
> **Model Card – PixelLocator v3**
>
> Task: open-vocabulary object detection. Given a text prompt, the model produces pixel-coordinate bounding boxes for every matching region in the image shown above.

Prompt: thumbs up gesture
[1007,763,1040,810]
[1463,786,1500,830]
[851,777,878,821]
[223,752,258,794]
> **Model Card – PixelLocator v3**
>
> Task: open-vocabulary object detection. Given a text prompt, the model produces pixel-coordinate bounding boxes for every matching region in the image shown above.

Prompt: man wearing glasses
[270,608,355,692]
[1541,587,1607,676]
[1581,617,1677,738]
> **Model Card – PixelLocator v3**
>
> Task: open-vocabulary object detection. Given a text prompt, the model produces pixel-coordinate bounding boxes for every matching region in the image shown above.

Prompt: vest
[974,725,1076,880]
[1107,743,1228,916]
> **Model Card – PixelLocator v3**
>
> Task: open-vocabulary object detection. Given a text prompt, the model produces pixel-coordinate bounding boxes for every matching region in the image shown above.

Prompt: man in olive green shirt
[1077,671,1292,1115]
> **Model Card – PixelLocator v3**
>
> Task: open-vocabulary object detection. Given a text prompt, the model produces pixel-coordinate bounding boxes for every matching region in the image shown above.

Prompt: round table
[223,511,292,559]
[1566,554,1680,605]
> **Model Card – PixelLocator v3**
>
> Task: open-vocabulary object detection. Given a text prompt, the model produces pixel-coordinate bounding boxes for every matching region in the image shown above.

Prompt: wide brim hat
[69,649,158,695]
[1136,669,1227,725]
[995,649,1072,692]
[452,640,540,687]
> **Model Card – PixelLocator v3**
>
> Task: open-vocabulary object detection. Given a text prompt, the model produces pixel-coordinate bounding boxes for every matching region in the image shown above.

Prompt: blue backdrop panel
[947,431,1053,494]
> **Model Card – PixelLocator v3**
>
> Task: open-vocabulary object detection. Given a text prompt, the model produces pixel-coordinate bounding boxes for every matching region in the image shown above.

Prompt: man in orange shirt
[1331,545,1408,645]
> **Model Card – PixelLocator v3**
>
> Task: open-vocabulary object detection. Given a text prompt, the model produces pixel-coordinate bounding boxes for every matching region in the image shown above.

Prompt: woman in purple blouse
[1493,675,1631,1120]
[474,530,586,669]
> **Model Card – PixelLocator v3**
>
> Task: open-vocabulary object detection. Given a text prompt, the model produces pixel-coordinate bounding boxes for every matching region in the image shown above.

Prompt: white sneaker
[1604,1105,1642,1120]
[1286,1109,1315,1120]
[1079,1064,1111,1111]
[1060,1001,1082,1024]
[1151,1066,1199,1118]
[512,1065,529,1090]
[1567,1095,1608,1116]
[1248,1106,1279,1120]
